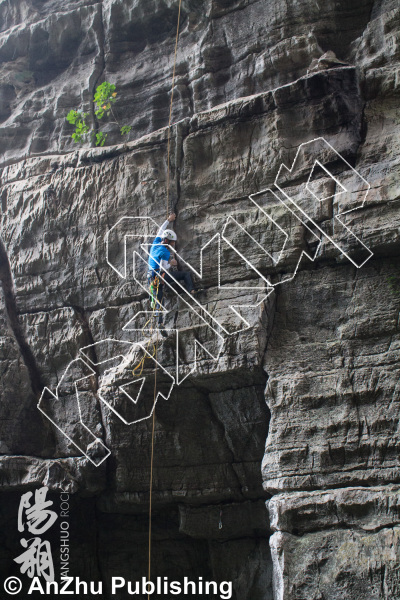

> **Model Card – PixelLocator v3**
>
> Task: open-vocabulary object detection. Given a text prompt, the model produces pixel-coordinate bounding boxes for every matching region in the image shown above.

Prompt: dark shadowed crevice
[70,304,109,446]
[89,2,106,143]
[94,500,110,600]
[0,236,44,397]
[70,304,99,386]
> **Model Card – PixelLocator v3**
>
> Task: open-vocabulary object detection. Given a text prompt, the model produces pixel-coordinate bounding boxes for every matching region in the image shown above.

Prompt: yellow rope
[166,0,183,219]
[148,1,182,590]
[132,278,160,378]
[147,329,158,597]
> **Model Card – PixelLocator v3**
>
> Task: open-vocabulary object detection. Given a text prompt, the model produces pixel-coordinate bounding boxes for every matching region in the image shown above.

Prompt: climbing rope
[166,0,183,219]
[131,276,161,378]
[129,272,161,598]
[148,0,183,594]
[148,328,158,595]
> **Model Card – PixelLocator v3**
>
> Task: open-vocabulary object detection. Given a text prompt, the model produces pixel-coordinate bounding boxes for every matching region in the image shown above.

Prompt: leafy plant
[66,82,132,147]
[120,125,132,135]
[66,110,90,143]
[94,82,117,120]
[94,131,108,147]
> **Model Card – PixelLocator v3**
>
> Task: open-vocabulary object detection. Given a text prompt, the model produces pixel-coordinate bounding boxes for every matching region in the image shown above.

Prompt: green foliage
[66,82,131,147]
[94,81,117,120]
[66,109,87,127]
[67,110,90,143]
[95,131,107,147]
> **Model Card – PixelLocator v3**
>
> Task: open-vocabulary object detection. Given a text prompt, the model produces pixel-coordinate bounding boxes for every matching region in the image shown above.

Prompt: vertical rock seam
[90,3,106,141]
[0,237,44,397]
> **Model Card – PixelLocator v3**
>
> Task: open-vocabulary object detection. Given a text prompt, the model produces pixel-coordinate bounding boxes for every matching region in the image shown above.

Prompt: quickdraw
[149,275,161,310]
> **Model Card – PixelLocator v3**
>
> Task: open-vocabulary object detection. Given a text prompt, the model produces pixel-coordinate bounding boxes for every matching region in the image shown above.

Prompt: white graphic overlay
[38,137,373,465]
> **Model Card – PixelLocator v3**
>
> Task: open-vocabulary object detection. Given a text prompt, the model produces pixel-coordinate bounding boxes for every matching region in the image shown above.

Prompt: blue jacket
[148,220,171,272]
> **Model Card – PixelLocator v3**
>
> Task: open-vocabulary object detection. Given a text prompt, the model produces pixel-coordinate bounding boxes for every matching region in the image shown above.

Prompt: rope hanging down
[166,0,182,219]
[148,330,158,595]
[131,276,161,378]
[148,0,183,595]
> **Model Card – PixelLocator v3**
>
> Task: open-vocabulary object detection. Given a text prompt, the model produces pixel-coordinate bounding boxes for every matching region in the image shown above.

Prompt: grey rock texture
[269,487,400,599]
[0,0,400,599]
[0,0,375,164]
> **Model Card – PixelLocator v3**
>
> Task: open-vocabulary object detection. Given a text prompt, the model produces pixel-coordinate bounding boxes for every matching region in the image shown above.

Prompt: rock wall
[0,0,400,599]
[0,0,376,165]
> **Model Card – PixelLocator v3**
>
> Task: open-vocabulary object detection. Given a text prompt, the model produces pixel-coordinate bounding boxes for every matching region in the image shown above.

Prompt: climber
[147,213,197,327]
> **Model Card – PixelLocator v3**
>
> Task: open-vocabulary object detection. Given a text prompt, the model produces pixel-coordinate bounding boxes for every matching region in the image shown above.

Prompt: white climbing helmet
[163,229,177,241]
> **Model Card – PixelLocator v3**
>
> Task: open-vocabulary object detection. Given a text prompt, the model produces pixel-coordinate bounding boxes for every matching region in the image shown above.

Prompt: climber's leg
[164,270,195,294]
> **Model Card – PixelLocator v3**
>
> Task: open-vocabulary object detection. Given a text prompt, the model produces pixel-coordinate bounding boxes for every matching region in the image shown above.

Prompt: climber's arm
[154,213,176,240]
[160,257,171,271]
[155,220,170,241]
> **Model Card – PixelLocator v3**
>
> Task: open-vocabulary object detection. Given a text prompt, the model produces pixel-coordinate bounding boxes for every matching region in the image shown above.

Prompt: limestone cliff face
[0,0,400,599]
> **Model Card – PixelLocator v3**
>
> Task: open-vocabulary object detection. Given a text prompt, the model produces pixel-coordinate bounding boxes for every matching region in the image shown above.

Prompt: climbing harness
[149,277,159,310]
[149,272,163,311]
